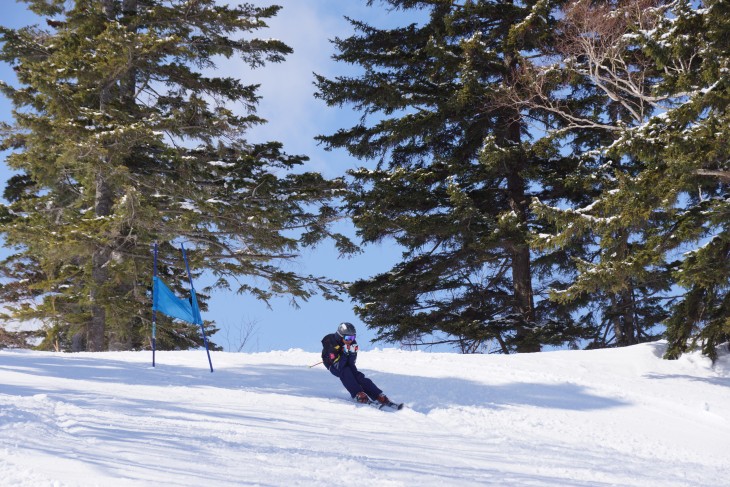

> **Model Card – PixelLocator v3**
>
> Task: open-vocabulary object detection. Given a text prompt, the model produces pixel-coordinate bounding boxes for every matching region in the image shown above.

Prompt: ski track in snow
[1,342,728,486]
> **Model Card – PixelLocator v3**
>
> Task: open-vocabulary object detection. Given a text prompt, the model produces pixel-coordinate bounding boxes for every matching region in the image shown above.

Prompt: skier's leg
[350,365,383,399]
[330,364,363,398]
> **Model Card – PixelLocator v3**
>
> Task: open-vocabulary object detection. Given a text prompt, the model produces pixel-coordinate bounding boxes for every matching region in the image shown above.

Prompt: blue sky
[0,1,421,353]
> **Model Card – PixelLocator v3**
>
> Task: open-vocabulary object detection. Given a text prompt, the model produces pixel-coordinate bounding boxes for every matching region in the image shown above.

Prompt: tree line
[0,0,727,360]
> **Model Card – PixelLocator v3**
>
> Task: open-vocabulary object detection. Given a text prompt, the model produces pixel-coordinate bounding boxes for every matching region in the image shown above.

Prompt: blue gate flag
[189,287,203,326]
[152,276,202,325]
[150,242,213,372]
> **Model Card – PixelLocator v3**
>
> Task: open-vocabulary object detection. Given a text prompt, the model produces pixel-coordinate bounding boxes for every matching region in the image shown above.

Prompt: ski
[378,400,404,411]
[354,398,404,411]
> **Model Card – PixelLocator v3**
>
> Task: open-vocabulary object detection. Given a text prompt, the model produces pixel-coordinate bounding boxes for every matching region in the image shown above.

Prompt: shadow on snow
[0,350,630,415]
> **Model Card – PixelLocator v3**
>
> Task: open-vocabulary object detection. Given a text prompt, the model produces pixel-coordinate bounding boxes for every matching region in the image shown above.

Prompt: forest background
[0,0,727,359]
[0,1,409,353]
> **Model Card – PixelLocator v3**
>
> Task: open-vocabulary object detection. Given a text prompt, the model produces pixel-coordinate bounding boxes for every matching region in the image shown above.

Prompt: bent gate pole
[181,243,214,373]
[152,242,158,368]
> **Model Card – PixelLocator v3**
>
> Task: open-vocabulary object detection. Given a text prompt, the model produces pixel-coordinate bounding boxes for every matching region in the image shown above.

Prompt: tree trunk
[614,230,637,347]
[88,0,120,351]
[504,80,538,353]
[89,173,113,351]
[507,166,534,319]
[121,0,138,107]
[507,167,539,353]
[616,287,637,346]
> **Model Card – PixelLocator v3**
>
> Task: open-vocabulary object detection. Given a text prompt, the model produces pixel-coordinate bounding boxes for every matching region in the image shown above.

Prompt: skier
[321,322,394,406]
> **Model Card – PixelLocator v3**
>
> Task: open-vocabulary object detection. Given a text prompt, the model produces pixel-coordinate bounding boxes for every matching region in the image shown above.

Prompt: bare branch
[695,169,730,182]
[510,0,697,134]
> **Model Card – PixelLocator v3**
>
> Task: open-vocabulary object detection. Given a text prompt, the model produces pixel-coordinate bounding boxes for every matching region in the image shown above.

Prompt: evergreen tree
[316,0,594,353]
[527,0,729,358]
[0,0,349,351]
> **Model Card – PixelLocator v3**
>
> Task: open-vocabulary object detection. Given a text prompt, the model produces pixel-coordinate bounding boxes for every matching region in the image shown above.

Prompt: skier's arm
[345,340,359,365]
[321,336,343,368]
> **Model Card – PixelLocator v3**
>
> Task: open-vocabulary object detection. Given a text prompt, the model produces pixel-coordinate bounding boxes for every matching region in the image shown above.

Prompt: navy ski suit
[321,333,382,400]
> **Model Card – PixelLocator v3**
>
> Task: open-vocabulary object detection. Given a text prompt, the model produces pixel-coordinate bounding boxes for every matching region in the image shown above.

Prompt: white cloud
[212,1,366,176]
[220,1,425,176]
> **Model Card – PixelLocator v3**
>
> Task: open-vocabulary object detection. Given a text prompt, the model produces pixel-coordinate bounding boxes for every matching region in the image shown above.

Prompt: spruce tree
[659,0,730,360]
[316,0,594,353]
[527,0,729,358]
[0,0,349,351]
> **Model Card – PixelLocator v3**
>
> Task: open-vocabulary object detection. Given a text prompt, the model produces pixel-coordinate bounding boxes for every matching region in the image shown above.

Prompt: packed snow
[1,341,729,486]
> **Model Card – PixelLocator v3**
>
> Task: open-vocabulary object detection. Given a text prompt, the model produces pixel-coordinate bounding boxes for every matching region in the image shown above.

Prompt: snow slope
[1,341,728,486]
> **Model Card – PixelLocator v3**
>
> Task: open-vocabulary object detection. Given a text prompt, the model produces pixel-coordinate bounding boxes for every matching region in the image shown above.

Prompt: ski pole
[309,361,323,368]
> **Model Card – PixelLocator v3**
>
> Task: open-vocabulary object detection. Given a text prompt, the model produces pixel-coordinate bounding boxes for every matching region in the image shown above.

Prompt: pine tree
[316,0,594,353]
[527,0,729,357]
[0,0,349,351]
[644,0,730,359]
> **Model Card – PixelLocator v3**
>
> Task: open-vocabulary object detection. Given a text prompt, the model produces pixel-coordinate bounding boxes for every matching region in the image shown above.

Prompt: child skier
[321,322,397,407]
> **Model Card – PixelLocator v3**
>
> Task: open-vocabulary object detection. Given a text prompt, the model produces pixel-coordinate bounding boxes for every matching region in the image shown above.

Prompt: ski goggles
[343,335,356,341]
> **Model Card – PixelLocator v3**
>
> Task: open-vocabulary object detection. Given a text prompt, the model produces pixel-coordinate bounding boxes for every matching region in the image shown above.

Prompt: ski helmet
[336,322,356,337]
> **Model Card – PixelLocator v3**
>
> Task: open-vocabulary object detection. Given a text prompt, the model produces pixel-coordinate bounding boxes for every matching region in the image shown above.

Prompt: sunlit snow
[1,342,728,486]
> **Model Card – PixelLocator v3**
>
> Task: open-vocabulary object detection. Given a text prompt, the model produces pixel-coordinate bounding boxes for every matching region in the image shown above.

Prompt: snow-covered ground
[1,341,728,486]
